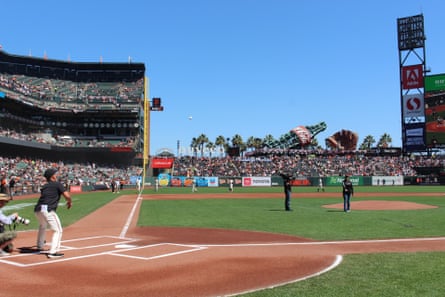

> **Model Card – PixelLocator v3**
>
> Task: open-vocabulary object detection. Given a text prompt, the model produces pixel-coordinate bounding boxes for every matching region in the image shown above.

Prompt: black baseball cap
[44,168,58,180]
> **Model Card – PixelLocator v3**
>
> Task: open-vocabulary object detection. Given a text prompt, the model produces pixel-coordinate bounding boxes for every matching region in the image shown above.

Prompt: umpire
[281,173,293,211]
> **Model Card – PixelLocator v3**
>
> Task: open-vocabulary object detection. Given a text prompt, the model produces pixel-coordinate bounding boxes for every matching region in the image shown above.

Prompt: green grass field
[8,186,445,296]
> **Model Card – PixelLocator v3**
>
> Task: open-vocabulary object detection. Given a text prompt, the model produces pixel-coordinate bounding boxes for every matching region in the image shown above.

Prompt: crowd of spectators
[173,152,444,178]
[0,156,141,197]
[0,73,143,112]
[1,148,444,197]
[0,125,136,149]
[0,127,48,144]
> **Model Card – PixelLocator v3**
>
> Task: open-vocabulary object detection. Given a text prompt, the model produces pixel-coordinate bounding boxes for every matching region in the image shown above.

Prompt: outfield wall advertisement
[371,176,404,186]
[158,174,219,187]
[242,176,271,187]
[151,174,427,187]
[325,176,362,186]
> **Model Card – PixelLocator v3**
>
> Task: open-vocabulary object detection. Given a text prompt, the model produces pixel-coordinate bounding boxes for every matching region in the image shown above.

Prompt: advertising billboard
[425,74,445,91]
[403,94,425,123]
[404,122,426,150]
[424,74,445,147]
[401,64,424,89]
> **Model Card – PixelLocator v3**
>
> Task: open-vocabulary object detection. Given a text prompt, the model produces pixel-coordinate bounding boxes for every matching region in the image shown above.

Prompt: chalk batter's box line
[109,243,207,261]
[0,237,206,267]
[0,235,138,267]
[60,235,139,250]
[14,243,206,267]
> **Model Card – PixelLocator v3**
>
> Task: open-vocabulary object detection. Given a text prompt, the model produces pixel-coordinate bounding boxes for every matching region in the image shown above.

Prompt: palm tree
[360,135,375,150]
[215,135,226,157]
[252,137,264,150]
[205,141,215,157]
[190,137,199,157]
[231,134,244,148]
[246,136,264,152]
[378,133,392,148]
[246,136,255,152]
[196,134,209,157]
[230,134,244,156]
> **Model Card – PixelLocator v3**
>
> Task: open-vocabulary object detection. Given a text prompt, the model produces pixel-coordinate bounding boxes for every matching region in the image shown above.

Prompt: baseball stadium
[1,13,445,297]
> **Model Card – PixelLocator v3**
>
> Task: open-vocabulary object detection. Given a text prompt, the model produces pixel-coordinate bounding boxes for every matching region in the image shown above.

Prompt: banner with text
[242,176,271,187]
[371,176,404,186]
[326,176,363,186]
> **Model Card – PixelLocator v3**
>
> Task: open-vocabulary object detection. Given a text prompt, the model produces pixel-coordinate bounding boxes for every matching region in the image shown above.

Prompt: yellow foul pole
[142,77,150,189]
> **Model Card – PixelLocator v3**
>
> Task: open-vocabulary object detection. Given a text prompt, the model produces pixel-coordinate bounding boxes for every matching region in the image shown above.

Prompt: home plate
[115,244,137,249]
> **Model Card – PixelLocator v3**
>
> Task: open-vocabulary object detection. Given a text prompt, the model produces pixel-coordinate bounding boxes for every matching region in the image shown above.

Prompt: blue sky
[1,0,443,155]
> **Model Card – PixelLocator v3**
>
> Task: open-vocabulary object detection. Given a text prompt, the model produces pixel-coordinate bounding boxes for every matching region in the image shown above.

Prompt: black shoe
[285,208,293,211]
[37,248,48,254]
[47,253,64,259]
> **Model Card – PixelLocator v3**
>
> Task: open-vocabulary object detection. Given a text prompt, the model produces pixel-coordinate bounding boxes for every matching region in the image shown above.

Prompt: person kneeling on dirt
[0,193,29,256]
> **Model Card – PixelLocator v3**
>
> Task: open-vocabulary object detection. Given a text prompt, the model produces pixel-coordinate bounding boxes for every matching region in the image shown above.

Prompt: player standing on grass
[317,177,325,192]
[342,175,354,212]
[136,176,142,192]
[280,173,293,211]
[34,168,72,259]
[229,179,234,192]
[191,178,198,192]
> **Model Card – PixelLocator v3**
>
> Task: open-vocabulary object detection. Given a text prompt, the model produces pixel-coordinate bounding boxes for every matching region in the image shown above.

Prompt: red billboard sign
[402,64,423,89]
[151,158,174,169]
[110,147,133,152]
[69,185,82,193]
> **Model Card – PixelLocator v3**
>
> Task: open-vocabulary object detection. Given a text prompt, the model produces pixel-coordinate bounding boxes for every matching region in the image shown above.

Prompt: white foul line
[119,194,143,238]
[225,255,343,297]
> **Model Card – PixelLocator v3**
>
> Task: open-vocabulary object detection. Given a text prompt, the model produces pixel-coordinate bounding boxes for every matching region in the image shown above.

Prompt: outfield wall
[140,174,441,188]
[71,174,445,193]
[8,175,438,197]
